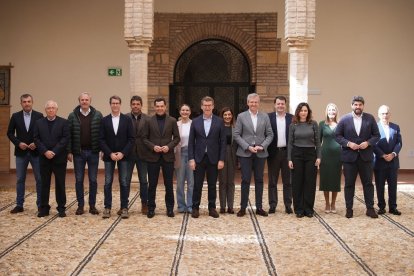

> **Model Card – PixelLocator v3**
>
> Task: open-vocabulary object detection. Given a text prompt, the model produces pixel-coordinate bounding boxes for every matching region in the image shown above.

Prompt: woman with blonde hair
[319,103,341,213]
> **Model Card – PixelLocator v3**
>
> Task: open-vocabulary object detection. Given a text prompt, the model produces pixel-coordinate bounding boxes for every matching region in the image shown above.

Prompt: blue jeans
[104,160,129,209]
[15,153,42,208]
[73,150,99,207]
[127,156,148,203]
[175,147,193,212]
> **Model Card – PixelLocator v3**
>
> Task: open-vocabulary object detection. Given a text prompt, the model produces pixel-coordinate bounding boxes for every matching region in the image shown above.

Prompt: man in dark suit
[188,96,226,218]
[34,100,69,218]
[335,96,380,218]
[7,94,43,213]
[267,95,293,214]
[126,95,150,215]
[142,97,180,218]
[234,93,274,217]
[374,105,402,215]
[100,95,134,219]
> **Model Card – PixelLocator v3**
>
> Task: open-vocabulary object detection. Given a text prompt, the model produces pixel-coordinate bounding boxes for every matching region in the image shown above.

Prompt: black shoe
[346,208,353,218]
[377,208,386,215]
[209,208,219,218]
[296,213,304,218]
[10,206,24,214]
[305,213,313,218]
[167,210,175,217]
[89,206,100,215]
[147,210,155,218]
[191,209,199,218]
[285,206,293,214]
[37,211,49,218]
[75,206,84,215]
[58,211,66,218]
[268,207,276,214]
[237,209,246,217]
[366,208,378,218]
[389,209,401,215]
[256,208,268,217]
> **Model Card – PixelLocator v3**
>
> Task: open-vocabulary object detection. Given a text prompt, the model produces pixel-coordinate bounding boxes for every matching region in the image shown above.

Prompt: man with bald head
[374,105,402,215]
[34,100,69,218]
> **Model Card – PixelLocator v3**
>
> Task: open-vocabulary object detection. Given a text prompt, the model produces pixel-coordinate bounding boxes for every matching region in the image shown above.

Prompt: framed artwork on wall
[0,65,11,105]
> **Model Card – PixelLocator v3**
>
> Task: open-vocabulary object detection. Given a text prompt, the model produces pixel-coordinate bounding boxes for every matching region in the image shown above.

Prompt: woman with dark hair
[174,104,194,213]
[288,102,321,218]
[218,107,237,214]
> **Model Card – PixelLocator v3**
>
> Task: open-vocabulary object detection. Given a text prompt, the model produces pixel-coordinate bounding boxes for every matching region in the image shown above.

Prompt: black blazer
[374,122,402,170]
[267,112,293,157]
[188,114,226,164]
[335,112,380,162]
[99,113,134,162]
[33,116,69,164]
[7,110,44,156]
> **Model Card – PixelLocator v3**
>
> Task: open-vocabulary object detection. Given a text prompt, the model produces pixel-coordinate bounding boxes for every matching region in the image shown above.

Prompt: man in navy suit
[267,95,293,214]
[34,100,69,218]
[374,105,402,215]
[100,95,134,219]
[335,96,380,218]
[7,94,43,213]
[188,96,226,218]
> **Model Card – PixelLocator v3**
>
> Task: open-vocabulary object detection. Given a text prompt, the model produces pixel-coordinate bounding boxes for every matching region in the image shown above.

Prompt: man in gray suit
[234,93,274,217]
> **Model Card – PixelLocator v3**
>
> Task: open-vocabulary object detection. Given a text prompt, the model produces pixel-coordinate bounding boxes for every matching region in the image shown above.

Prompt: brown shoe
[141,203,148,214]
[227,208,234,214]
[209,208,219,218]
[237,209,246,217]
[191,209,199,218]
[10,206,24,214]
[75,206,84,215]
[89,206,100,215]
[366,208,378,218]
[256,208,268,217]
[219,208,226,214]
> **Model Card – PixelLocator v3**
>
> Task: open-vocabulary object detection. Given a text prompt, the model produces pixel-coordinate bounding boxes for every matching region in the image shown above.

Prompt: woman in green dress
[319,103,341,213]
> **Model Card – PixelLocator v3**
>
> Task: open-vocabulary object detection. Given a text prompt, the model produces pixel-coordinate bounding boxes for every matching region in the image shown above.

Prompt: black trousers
[239,155,265,210]
[291,147,317,215]
[192,154,218,210]
[267,148,292,209]
[375,167,398,210]
[147,158,175,212]
[39,156,67,213]
[343,157,375,209]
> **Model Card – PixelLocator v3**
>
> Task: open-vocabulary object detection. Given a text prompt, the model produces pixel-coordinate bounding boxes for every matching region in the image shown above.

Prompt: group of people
[7,93,402,219]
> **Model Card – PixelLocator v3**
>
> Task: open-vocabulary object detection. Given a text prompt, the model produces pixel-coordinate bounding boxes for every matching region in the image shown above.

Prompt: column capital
[285,38,311,49]
[125,37,152,52]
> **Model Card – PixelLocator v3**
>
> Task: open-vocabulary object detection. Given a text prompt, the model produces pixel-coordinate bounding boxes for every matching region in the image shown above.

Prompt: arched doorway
[170,39,254,119]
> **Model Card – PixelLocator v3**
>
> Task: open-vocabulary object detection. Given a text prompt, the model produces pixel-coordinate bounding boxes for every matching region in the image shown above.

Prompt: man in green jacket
[67,92,103,215]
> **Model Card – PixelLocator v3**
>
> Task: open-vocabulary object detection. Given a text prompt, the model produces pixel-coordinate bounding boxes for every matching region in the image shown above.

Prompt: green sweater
[67,106,103,154]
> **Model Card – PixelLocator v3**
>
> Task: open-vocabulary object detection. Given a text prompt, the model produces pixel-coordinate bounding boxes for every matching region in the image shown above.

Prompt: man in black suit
[142,98,180,218]
[7,94,44,213]
[188,96,226,218]
[100,95,134,219]
[335,96,380,218]
[267,95,293,214]
[34,100,69,218]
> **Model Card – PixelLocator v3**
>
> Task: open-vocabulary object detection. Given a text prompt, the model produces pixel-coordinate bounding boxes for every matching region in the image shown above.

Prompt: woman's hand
[288,161,294,169]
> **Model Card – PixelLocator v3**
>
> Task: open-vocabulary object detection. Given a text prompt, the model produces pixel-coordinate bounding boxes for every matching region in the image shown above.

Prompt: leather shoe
[296,213,304,218]
[305,213,313,218]
[37,210,49,217]
[209,208,219,218]
[285,206,293,214]
[366,208,378,218]
[167,210,175,217]
[346,208,353,218]
[256,208,268,217]
[58,211,66,218]
[377,208,386,215]
[10,206,24,214]
[219,208,226,214]
[268,207,276,214]
[237,209,246,217]
[89,206,99,215]
[147,210,155,218]
[191,209,199,218]
[389,209,401,215]
[141,203,148,214]
[227,208,234,214]
[75,206,84,215]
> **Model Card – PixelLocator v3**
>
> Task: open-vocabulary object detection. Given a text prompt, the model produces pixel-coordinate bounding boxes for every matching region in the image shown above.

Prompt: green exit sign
[108,68,122,76]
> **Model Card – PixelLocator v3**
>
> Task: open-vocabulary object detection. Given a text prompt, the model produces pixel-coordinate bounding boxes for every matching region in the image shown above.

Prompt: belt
[277,147,287,150]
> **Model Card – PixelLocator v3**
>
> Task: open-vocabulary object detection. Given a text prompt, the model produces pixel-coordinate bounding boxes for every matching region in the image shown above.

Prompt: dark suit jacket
[267,112,293,157]
[100,113,134,162]
[126,112,151,161]
[142,114,180,163]
[188,114,226,164]
[335,112,380,162]
[374,122,402,170]
[7,110,44,156]
[33,116,69,164]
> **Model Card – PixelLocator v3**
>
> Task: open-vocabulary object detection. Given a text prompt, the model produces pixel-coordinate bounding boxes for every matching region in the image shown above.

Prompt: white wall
[1,0,413,169]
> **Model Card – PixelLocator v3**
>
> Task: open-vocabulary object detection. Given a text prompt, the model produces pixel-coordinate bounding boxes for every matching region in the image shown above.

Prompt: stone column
[124,0,154,113]
[285,0,315,113]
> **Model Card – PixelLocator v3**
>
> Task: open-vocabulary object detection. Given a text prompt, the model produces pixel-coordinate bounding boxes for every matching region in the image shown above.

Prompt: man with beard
[335,96,380,219]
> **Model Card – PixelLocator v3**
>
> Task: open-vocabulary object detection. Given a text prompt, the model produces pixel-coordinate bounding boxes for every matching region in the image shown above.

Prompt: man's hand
[218,161,224,170]
[44,150,55,159]
[359,141,369,150]
[154,145,163,153]
[288,161,294,169]
[161,146,169,153]
[189,160,196,171]
[28,143,37,150]
[19,142,29,150]
[348,142,360,150]
[248,146,257,153]
[67,153,73,162]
